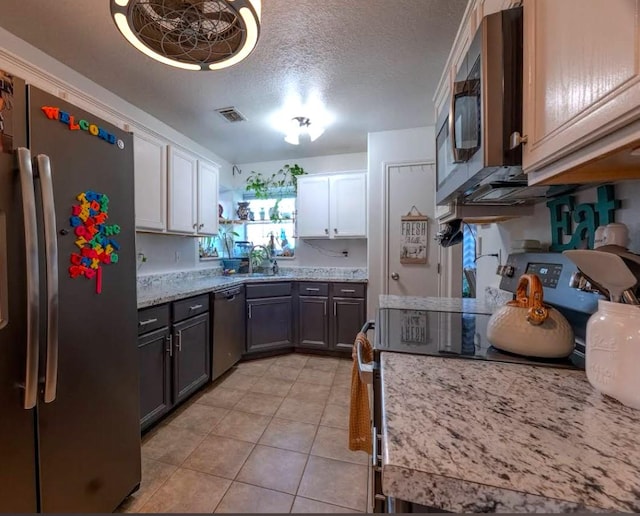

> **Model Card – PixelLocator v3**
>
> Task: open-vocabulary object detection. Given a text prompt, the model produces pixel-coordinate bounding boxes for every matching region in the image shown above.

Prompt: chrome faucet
[248,245,273,274]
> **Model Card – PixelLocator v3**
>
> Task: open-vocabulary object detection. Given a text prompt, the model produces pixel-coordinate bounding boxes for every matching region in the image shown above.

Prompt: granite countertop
[379,295,496,314]
[137,267,367,308]
[380,352,640,512]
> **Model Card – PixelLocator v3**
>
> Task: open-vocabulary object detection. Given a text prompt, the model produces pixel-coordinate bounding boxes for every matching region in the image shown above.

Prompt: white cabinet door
[197,160,219,236]
[522,0,640,176]
[329,173,367,238]
[133,132,166,231]
[167,146,197,234]
[297,176,330,238]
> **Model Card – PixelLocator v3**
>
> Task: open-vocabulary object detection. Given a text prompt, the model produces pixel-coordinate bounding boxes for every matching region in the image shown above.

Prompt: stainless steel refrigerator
[0,72,141,512]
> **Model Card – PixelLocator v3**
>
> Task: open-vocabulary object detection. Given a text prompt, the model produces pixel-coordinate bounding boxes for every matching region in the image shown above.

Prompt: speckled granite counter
[380,352,640,512]
[137,267,367,308]
[379,295,495,314]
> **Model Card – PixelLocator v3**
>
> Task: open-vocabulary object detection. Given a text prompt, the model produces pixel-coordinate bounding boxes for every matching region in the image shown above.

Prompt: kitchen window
[199,196,297,260]
[244,197,296,257]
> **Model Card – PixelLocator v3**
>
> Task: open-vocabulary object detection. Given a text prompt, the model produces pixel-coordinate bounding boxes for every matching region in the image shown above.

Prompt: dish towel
[349,331,372,453]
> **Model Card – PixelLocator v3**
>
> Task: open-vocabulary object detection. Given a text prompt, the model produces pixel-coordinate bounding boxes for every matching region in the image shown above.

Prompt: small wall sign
[400,310,429,345]
[400,206,428,264]
[547,185,620,251]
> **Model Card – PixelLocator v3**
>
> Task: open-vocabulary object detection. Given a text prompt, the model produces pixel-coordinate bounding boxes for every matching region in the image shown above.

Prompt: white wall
[475,180,640,296]
[367,126,436,317]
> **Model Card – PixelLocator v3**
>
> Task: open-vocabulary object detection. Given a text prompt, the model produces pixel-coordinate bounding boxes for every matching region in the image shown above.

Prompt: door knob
[391,272,399,280]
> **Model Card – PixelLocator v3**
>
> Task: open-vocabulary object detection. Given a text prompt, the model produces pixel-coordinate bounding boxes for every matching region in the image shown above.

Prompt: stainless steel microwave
[436,7,526,206]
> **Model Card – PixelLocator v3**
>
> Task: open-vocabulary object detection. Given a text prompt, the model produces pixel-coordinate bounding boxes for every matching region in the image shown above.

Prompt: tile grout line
[131,355,352,513]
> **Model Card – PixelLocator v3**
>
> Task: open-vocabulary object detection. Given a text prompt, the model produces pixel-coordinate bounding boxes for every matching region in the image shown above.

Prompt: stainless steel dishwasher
[212,285,246,380]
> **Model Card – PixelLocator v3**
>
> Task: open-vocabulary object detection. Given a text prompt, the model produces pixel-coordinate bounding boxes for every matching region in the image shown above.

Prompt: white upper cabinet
[297,175,331,237]
[329,174,367,237]
[297,172,367,239]
[167,145,198,234]
[133,131,166,231]
[522,0,640,183]
[197,160,219,236]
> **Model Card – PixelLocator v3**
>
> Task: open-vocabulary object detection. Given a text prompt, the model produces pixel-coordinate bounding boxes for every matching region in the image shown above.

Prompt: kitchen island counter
[381,352,640,512]
[137,267,367,308]
[379,294,495,314]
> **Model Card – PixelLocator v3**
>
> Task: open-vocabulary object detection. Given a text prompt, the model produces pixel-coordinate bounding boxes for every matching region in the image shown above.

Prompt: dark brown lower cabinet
[138,327,172,431]
[298,296,330,349]
[138,295,211,431]
[173,313,210,404]
[246,297,293,353]
[331,297,366,351]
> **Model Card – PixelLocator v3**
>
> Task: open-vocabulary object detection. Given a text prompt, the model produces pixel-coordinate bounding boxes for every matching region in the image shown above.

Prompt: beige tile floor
[118,353,370,514]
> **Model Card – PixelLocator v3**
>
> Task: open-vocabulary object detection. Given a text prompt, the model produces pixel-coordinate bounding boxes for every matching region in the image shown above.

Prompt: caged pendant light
[110,0,261,71]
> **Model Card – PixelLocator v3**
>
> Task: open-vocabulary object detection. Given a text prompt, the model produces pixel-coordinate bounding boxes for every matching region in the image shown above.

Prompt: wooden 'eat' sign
[400,206,428,264]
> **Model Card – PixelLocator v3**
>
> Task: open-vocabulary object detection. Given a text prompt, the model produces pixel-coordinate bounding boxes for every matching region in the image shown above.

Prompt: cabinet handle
[139,318,158,326]
[324,228,328,235]
[198,223,204,229]
[324,300,327,316]
[192,223,197,229]
[175,331,182,351]
[334,228,338,234]
[306,287,320,292]
[166,334,173,357]
[248,304,252,319]
[189,304,203,311]
[341,289,356,293]
[333,302,337,317]
[510,131,528,150]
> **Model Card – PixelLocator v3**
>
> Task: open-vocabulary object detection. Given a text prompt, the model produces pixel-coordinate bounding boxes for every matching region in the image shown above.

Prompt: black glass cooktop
[375,308,583,370]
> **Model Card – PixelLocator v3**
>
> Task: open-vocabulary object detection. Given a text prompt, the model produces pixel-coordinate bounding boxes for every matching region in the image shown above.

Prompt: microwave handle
[449,80,464,164]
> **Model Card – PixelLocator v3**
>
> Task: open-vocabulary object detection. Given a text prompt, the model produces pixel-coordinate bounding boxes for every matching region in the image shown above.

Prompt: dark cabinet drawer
[246,282,292,299]
[299,282,329,296]
[331,282,366,298]
[137,304,170,335]
[172,294,209,322]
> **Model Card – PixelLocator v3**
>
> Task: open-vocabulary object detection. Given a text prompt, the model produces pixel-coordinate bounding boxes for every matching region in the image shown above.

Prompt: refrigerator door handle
[36,154,59,404]
[16,148,40,410]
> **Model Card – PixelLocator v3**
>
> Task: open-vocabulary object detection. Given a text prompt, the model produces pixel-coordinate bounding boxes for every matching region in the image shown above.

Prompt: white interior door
[385,163,439,297]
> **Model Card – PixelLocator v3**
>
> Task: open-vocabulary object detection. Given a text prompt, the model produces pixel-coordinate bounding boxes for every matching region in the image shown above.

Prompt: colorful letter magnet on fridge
[67,191,120,294]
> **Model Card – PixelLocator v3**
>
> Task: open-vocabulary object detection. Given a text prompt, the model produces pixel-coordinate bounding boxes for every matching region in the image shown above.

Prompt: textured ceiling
[0,1,467,164]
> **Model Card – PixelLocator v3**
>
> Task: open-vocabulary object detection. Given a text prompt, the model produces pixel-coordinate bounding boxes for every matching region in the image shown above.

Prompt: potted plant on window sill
[216,227,240,271]
[245,164,306,222]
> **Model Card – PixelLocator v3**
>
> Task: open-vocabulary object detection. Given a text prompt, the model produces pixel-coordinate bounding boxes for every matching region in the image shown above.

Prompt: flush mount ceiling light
[284,116,325,145]
[110,0,261,71]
